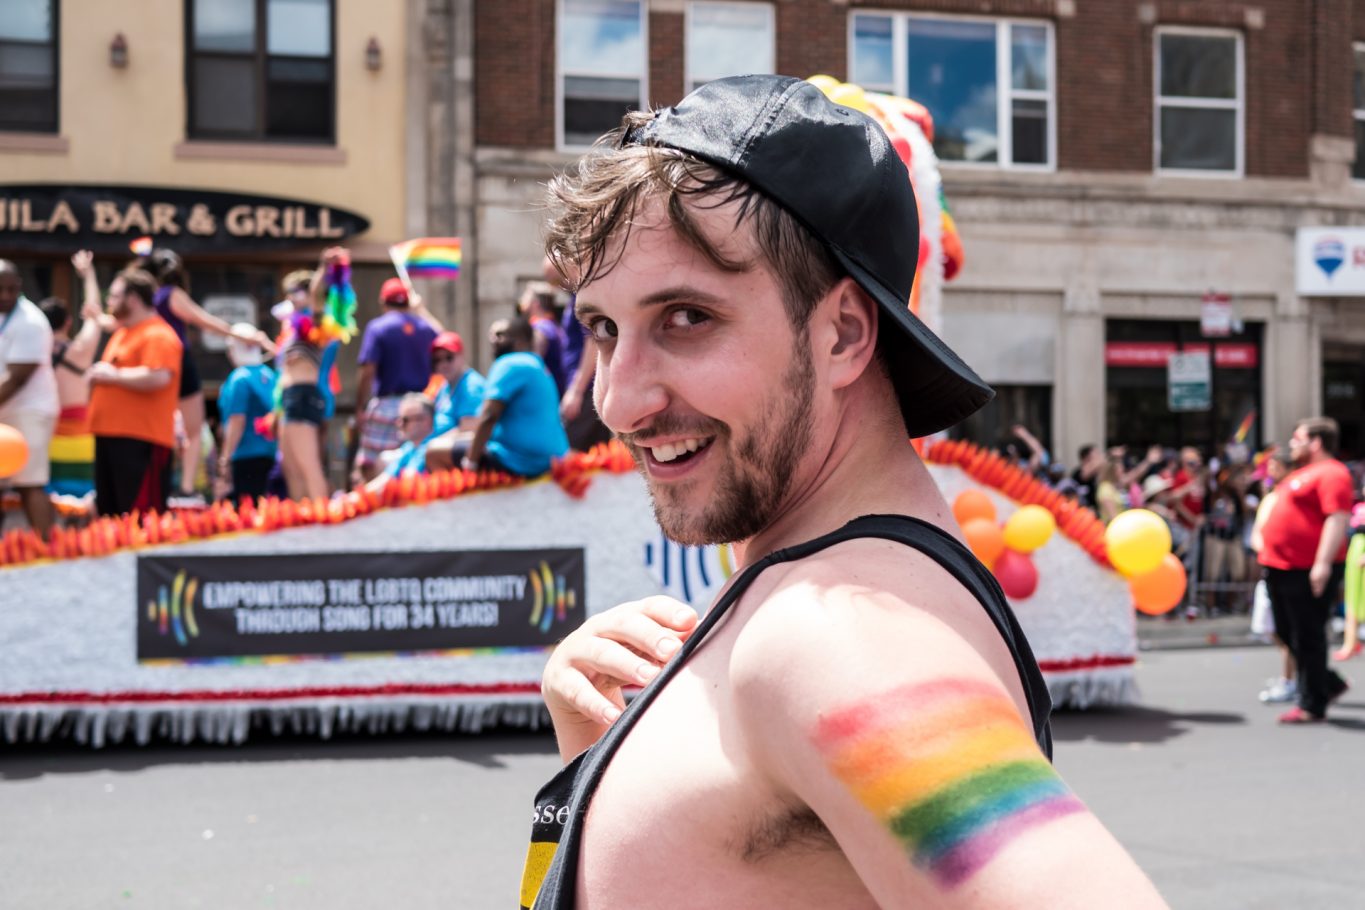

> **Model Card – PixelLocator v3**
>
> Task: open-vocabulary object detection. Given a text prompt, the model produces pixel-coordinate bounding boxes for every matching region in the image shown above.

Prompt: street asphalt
[2,644,1363,909]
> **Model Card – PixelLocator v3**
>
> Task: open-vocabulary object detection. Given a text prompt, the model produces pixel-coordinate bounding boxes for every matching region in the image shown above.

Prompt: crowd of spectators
[985,423,1365,624]
[0,246,604,529]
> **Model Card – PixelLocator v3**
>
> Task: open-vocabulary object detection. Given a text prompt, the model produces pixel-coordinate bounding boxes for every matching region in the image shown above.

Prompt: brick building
[448,0,1365,461]
[8,1,1365,461]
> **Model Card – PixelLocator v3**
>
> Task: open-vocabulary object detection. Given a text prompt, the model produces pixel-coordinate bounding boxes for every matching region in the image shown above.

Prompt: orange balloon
[1130,554,1188,616]
[0,423,29,479]
[953,489,996,527]
[962,518,1005,568]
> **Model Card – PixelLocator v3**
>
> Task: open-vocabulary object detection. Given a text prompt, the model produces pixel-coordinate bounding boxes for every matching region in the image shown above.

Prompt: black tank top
[520,514,1054,910]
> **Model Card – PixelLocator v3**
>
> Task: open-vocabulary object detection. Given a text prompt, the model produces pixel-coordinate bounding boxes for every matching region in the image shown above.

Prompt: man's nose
[595,334,667,436]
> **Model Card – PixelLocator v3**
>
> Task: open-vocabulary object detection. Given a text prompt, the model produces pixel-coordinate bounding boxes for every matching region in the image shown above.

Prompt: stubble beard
[635,335,816,547]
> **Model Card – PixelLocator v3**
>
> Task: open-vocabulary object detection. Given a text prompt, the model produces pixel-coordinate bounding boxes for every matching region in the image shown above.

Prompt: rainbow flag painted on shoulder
[390,237,461,281]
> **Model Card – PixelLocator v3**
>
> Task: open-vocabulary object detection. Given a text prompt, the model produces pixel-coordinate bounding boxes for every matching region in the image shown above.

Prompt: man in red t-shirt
[1258,417,1354,723]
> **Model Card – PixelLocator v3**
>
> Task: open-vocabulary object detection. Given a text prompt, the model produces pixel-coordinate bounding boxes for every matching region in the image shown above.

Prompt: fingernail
[658,638,681,658]
[637,663,660,683]
[674,608,695,625]
[602,706,621,723]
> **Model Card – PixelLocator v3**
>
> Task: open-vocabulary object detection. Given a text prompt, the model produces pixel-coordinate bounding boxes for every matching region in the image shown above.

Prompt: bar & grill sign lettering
[0,184,369,254]
[136,549,585,662]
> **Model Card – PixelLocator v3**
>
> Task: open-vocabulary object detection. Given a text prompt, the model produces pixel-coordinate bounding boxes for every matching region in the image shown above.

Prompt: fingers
[552,667,622,725]
[635,596,700,635]
[595,603,695,661]
[579,635,662,686]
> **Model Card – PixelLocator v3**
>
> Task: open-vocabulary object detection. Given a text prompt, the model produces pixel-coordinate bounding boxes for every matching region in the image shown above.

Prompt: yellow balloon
[806,74,841,96]
[829,83,871,113]
[1104,508,1173,577]
[1002,505,1056,554]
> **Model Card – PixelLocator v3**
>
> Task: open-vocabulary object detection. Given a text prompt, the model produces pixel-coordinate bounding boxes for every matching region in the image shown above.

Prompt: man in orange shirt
[87,268,182,516]
[1258,417,1354,723]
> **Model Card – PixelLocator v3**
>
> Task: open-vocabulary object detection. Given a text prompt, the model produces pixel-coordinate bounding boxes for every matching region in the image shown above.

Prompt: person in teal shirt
[430,330,485,436]
[217,327,278,500]
[364,393,439,496]
[438,317,567,477]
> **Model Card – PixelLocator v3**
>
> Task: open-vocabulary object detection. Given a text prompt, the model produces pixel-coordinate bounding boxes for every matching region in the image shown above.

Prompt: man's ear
[822,277,879,392]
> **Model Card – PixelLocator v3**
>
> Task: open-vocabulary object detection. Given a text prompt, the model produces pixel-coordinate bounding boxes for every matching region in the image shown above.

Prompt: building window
[558,0,647,150]
[186,0,335,143]
[686,2,774,93]
[1354,43,1365,181]
[849,13,1054,169]
[1154,27,1242,175]
[0,0,58,133]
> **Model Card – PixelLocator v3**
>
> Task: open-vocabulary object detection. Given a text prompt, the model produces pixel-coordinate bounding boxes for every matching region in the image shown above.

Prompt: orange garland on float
[923,438,1115,571]
[0,441,638,570]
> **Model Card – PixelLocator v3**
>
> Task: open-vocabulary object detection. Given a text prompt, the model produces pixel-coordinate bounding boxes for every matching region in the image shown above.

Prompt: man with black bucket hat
[522,76,1165,909]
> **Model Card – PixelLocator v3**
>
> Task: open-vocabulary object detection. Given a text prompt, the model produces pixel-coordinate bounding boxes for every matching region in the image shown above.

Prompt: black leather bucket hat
[620,74,993,437]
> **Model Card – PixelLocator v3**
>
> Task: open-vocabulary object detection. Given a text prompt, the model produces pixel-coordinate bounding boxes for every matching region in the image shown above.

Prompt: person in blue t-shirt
[428,317,568,477]
[217,325,279,501]
[365,393,438,496]
[430,330,485,436]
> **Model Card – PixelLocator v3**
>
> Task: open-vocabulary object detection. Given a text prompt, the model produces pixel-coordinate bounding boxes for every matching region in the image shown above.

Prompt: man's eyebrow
[576,286,725,321]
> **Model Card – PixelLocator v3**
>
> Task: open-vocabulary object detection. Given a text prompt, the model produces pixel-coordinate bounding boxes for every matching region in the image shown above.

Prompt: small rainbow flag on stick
[389,237,461,284]
[129,235,154,256]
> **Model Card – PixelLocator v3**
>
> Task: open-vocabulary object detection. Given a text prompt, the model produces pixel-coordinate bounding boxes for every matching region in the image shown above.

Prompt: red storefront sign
[1105,342,1258,369]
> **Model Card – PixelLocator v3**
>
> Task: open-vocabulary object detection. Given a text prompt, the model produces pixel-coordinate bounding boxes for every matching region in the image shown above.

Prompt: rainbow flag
[1233,410,1257,444]
[389,237,461,281]
[129,235,153,256]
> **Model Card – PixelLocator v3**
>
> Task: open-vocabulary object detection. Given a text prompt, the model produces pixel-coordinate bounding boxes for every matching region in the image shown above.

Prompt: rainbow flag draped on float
[389,237,462,283]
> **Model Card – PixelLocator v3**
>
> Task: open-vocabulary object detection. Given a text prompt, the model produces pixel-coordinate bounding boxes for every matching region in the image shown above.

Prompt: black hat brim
[829,247,995,438]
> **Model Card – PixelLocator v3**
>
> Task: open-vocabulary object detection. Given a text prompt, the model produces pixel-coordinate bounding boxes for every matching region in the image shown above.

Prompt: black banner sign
[135,549,585,662]
[0,184,369,254]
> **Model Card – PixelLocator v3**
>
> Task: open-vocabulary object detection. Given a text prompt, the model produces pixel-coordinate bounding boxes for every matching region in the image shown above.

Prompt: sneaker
[1277,706,1324,724]
[1259,678,1298,703]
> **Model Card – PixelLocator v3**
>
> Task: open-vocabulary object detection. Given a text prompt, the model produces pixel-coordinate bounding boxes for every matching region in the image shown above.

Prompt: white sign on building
[200,296,258,352]
[1296,227,1365,296]
[1168,351,1211,412]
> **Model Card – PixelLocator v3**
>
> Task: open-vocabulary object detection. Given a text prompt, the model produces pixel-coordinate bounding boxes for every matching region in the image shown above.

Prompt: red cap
[432,331,464,355]
[380,278,410,305]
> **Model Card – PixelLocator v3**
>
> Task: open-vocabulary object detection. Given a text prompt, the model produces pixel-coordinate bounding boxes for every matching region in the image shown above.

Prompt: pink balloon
[993,549,1039,600]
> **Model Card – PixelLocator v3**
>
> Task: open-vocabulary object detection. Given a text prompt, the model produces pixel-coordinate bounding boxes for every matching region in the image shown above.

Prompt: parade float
[0,79,1158,746]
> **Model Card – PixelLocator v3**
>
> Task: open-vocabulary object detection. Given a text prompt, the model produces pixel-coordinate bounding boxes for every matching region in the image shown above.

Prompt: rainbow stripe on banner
[390,237,461,281]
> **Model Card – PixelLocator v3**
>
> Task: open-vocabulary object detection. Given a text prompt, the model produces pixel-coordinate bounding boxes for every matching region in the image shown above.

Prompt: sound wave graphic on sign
[643,534,735,609]
[528,562,574,633]
[146,570,201,647]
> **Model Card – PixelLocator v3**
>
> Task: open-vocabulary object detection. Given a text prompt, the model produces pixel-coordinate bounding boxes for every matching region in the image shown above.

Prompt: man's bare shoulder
[720,537,1169,907]
[728,534,1020,707]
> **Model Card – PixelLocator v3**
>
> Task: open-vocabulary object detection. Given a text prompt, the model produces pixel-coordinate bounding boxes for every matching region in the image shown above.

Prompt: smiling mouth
[647,436,714,465]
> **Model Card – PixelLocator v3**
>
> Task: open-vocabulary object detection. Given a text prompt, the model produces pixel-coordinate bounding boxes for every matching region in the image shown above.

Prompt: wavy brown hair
[544,110,842,330]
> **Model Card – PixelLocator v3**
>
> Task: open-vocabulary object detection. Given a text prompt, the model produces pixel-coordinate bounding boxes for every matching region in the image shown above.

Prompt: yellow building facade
[0,0,416,405]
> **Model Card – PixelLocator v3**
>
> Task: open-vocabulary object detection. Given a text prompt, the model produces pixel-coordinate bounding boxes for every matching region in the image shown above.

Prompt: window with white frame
[849,12,1054,168]
[1154,28,1243,175]
[686,2,774,92]
[1353,43,1365,181]
[558,0,646,149]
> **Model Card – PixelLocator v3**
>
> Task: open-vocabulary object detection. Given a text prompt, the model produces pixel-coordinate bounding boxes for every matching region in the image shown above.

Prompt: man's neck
[735,390,947,567]
[120,307,155,329]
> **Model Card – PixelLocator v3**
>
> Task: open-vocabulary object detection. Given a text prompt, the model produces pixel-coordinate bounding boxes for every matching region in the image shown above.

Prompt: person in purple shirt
[518,280,569,396]
[544,257,613,452]
[136,248,272,502]
[353,276,443,483]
